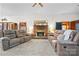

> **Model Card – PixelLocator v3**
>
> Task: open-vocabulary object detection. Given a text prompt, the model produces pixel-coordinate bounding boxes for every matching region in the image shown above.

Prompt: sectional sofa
[57,32,79,56]
[48,30,65,52]
[0,30,31,51]
[48,30,79,56]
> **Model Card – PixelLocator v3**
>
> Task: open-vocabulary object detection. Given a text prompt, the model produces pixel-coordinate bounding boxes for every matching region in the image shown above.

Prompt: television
[56,22,62,30]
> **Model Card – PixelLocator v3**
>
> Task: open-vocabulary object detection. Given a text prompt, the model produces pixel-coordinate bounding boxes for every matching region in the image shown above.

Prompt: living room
[0,2,79,56]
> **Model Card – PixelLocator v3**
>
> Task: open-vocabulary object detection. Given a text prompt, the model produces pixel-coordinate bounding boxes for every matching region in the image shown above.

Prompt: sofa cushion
[4,30,16,35]
[63,30,73,40]
[0,37,3,51]
[52,40,57,49]
[4,34,16,39]
[55,30,65,34]
[57,34,65,40]
[73,32,79,43]
[24,36,31,42]
[0,37,10,50]
[69,31,76,41]
[52,40,57,43]
[4,30,17,39]
[54,30,65,38]
[10,38,20,46]
[16,33,24,37]
[20,37,25,43]
[16,30,27,37]
[0,30,3,38]
[63,30,76,41]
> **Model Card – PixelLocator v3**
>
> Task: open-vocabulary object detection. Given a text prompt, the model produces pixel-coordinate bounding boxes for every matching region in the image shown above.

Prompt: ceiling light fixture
[32,3,43,7]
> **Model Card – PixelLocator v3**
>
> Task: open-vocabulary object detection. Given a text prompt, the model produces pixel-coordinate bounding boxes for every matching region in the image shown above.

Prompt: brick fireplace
[33,20,48,37]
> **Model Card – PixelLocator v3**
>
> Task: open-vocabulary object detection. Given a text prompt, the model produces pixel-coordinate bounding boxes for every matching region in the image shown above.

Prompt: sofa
[57,31,79,56]
[0,30,31,51]
[48,30,65,51]
[48,30,79,56]
[16,30,31,43]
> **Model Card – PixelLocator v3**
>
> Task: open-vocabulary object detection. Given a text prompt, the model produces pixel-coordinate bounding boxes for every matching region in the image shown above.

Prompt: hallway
[0,39,57,56]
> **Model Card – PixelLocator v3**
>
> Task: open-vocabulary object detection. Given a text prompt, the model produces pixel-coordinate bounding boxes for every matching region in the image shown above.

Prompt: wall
[0,3,79,32]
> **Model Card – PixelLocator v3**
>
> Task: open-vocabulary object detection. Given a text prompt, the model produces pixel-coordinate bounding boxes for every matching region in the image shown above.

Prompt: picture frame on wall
[19,22,27,30]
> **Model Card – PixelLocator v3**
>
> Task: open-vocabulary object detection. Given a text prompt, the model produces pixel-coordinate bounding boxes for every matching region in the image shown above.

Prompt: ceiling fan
[32,3,43,7]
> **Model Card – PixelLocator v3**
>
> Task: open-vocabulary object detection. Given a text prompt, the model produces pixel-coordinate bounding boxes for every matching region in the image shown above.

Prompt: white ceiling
[0,3,79,16]
[0,3,79,29]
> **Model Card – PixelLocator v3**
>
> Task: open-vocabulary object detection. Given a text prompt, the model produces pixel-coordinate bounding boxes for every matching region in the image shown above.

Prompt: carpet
[0,39,57,56]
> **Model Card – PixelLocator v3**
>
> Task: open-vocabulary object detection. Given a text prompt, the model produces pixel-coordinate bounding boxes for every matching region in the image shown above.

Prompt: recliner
[48,30,65,51]
[1,30,31,51]
[57,32,79,56]
[16,30,31,43]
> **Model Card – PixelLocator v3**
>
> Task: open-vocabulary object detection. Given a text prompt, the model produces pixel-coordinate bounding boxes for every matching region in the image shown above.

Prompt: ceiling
[0,3,79,29]
[0,3,79,16]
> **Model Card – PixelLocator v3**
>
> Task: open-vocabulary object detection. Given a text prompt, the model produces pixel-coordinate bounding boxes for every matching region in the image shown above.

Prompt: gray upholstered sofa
[57,32,79,56]
[0,30,31,51]
[16,30,31,43]
[48,30,65,51]
[48,30,79,56]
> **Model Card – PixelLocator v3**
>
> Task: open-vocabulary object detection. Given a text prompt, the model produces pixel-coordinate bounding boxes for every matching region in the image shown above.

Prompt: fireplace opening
[37,32,44,36]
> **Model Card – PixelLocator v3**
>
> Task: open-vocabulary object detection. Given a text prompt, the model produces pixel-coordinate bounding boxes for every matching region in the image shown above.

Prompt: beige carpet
[0,39,57,56]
